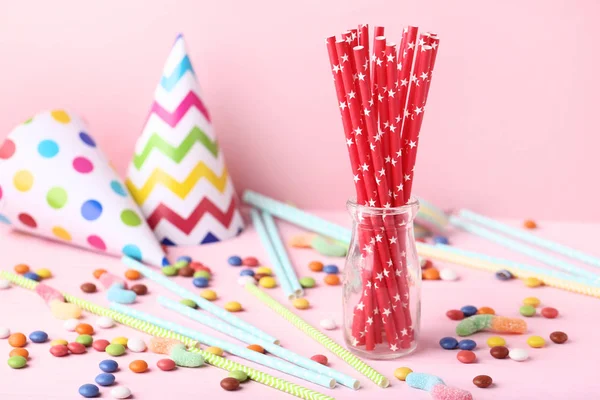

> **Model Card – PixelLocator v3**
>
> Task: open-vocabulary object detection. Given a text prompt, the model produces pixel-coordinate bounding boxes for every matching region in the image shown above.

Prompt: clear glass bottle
[343,199,421,359]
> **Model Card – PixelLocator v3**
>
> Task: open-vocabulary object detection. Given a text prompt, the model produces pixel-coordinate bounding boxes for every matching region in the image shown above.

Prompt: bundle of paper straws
[326,24,439,351]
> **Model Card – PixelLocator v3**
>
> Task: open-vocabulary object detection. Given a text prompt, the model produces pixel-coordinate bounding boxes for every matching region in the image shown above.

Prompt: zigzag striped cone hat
[126,34,244,246]
[0,110,168,267]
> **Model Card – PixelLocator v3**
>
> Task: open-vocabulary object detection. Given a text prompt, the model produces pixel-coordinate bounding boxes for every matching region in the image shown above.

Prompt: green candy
[299,277,316,289]
[456,314,493,336]
[174,260,188,269]
[180,299,197,309]
[105,343,126,356]
[162,266,178,276]
[519,305,536,317]
[7,355,27,369]
[171,344,204,368]
[194,271,211,280]
[229,369,249,382]
[76,334,93,347]
[311,235,348,257]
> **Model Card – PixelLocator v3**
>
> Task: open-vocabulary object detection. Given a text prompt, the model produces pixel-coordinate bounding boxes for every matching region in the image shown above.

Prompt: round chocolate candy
[446,309,464,320]
[550,331,568,344]
[220,377,240,391]
[473,375,493,388]
[131,284,148,295]
[80,283,97,293]
[178,266,194,277]
[490,345,509,359]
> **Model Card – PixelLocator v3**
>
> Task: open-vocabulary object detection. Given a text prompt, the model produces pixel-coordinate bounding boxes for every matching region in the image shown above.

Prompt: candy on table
[14,263,30,274]
[460,305,477,317]
[50,339,68,346]
[319,318,337,330]
[259,276,277,288]
[68,342,87,354]
[240,269,255,277]
[7,355,27,369]
[519,305,536,317]
[80,283,97,293]
[433,235,450,245]
[205,346,224,356]
[99,359,119,373]
[29,330,48,343]
[508,348,529,361]
[105,343,126,356]
[0,327,10,339]
[289,233,317,248]
[129,360,149,373]
[93,269,107,279]
[476,306,495,315]
[112,337,128,347]
[439,337,459,350]
[200,289,218,301]
[99,272,128,289]
[124,269,142,280]
[490,346,509,359]
[523,219,537,229]
[221,377,241,391]
[322,265,339,274]
[194,270,211,279]
[107,284,137,304]
[247,344,265,354]
[550,331,568,344]
[50,344,69,357]
[243,257,259,267]
[457,350,476,364]
[323,274,340,285]
[310,355,328,366]
[458,339,476,350]
[292,298,310,310]
[131,284,148,295]
[93,340,110,352]
[8,333,27,347]
[224,301,243,312]
[253,273,269,282]
[299,277,316,288]
[10,348,29,358]
[0,279,10,290]
[76,335,94,347]
[423,268,441,280]
[111,386,132,399]
[76,323,94,335]
[421,259,433,269]
[473,375,493,388]
[23,272,41,281]
[127,337,147,353]
[256,267,273,275]
[308,261,324,272]
[456,315,527,337]
[524,277,543,287]
[238,276,256,286]
[527,336,545,348]
[36,283,82,320]
[178,266,195,277]
[148,337,204,367]
[178,256,193,263]
[523,297,541,307]
[193,277,209,288]
[162,266,177,276]
[190,262,212,273]
[79,384,100,398]
[406,372,473,400]
[439,268,458,281]
[36,268,52,279]
[541,307,559,318]
[64,318,80,331]
[311,235,348,257]
[495,269,513,280]
[229,370,249,382]
[446,310,464,320]
[95,372,116,386]
[394,367,413,381]
[157,358,177,371]
[228,256,243,266]
[97,316,115,329]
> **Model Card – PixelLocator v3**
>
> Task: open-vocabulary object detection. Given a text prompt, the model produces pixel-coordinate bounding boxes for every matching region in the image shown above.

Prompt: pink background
[1,0,599,219]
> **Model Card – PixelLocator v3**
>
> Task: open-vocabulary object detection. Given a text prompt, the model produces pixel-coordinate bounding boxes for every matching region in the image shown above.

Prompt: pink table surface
[0,211,599,400]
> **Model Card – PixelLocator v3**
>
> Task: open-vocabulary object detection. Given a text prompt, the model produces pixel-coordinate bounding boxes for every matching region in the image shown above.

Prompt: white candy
[0,279,10,290]
[439,268,458,281]
[509,348,529,362]
[127,337,147,353]
[96,316,115,329]
[63,318,79,331]
[0,327,10,339]
[111,386,132,399]
[237,276,255,286]
[319,318,337,330]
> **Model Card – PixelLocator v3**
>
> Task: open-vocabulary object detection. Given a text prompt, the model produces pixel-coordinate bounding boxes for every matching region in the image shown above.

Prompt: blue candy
[29,330,48,343]
[23,272,40,281]
[495,269,513,281]
[458,339,477,350]
[323,265,339,274]
[228,256,242,266]
[95,373,115,387]
[433,235,449,245]
[406,372,445,392]
[460,305,478,317]
[177,255,193,263]
[240,269,255,277]
[99,359,119,373]
[192,277,209,288]
[107,284,137,304]
[78,384,100,398]
[439,337,459,350]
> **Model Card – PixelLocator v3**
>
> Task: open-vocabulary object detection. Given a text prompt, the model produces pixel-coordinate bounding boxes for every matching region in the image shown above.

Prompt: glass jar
[343,199,421,359]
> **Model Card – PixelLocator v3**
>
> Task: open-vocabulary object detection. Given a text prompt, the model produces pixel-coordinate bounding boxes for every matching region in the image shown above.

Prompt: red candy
[189,262,211,273]
[310,354,328,366]
[457,350,476,364]
[157,358,177,371]
[67,342,87,354]
[242,257,259,267]
[541,307,559,319]
[446,310,465,320]
[92,339,110,352]
[50,345,69,357]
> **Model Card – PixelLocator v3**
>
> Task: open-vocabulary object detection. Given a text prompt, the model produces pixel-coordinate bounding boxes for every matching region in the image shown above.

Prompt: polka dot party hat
[0,110,168,267]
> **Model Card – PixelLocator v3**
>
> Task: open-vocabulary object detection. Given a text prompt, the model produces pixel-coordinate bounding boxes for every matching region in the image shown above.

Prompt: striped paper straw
[158,296,360,390]
[244,190,352,243]
[110,303,336,389]
[450,216,599,282]
[261,210,303,297]
[458,208,600,269]
[0,271,333,400]
[121,256,278,343]
[244,283,390,388]
[416,243,600,298]
[250,209,296,299]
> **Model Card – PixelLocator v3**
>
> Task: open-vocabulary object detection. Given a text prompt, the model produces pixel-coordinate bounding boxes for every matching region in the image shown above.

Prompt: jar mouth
[346,198,419,216]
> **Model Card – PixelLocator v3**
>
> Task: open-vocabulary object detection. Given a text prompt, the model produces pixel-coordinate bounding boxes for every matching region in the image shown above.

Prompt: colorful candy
[259,277,277,288]
[311,236,348,257]
[527,336,545,348]
[243,257,259,267]
[256,267,273,275]
[50,339,68,346]
[439,268,458,281]
[107,284,137,304]
[76,335,94,347]
[456,315,527,336]
[458,339,476,350]
[394,367,413,381]
[0,279,10,290]
[310,354,328,365]
[93,269,107,279]
[10,348,29,358]
[508,348,529,361]
[178,256,193,263]
[162,266,177,276]
[129,360,148,373]
[523,297,540,307]
[224,301,243,312]
[64,319,80,331]
[308,261,324,272]
[192,277,209,288]
[446,310,464,320]
[229,370,249,382]
[99,273,127,290]
[422,268,441,280]
[124,269,142,280]
[205,346,224,356]
[247,344,265,353]
[220,377,240,391]
[406,372,473,400]
[80,283,97,293]
[178,266,195,277]
[93,340,110,352]
[299,277,316,288]
[541,307,559,319]
[495,269,513,280]
[457,350,476,364]
[238,276,256,286]
[460,305,477,317]
[78,384,100,398]
[519,305,536,317]
[97,316,115,329]
[76,323,94,335]
[323,265,339,274]
[36,283,82,320]
[523,219,537,229]
[23,272,41,281]
[50,344,69,357]
[228,256,243,266]
[550,331,568,344]
[68,342,87,354]
[149,338,204,367]
[8,333,27,347]
[324,274,340,285]
[490,346,509,359]
[319,318,337,330]
[95,373,116,386]
[99,359,119,373]
[439,337,459,350]
[112,337,128,347]
[157,358,176,371]
[14,263,30,274]
[180,299,197,308]
[127,338,147,353]
[36,268,52,279]
[292,298,310,310]
[110,386,132,399]
[487,336,506,347]
[105,344,126,356]
[239,269,255,277]
[29,330,48,343]
[433,235,449,245]
[524,277,543,287]
[194,271,211,280]
[476,307,495,315]
[473,375,493,388]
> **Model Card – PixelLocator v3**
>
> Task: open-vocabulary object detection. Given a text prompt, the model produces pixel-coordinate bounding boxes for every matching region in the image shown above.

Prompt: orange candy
[308,261,324,272]
[129,360,149,373]
[523,220,537,229]
[324,274,340,286]
[75,323,94,335]
[8,333,27,348]
[93,269,107,279]
[9,348,29,358]
[422,268,440,280]
[477,307,496,315]
[247,344,265,354]
[14,264,30,274]
[124,269,142,280]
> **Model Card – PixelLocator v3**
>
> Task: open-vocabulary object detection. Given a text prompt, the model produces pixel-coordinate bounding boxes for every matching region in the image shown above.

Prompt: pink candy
[35,283,64,304]
[99,272,127,289]
[431,384,473,400]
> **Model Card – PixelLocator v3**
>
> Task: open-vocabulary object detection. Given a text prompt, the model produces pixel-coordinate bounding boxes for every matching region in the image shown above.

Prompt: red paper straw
[359,24,369,53]
[397,26,419,141]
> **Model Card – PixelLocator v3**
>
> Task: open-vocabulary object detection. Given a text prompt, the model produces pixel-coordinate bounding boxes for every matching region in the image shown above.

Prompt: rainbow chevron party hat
[126,34,244,245]
[0,110,168,267]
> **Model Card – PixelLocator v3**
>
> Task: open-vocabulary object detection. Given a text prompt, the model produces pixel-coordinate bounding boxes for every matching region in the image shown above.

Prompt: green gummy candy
[311,235,348,257]
[456,314,493,336]
[229,370,249,382]
[171,344,204,368]
[180,299,197,309]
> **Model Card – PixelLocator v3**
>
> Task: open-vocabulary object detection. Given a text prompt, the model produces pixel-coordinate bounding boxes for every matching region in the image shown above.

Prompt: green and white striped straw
[245,283,390,388]
[0,271,334,400]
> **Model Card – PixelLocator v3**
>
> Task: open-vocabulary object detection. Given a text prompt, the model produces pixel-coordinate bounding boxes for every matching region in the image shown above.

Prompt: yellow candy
[487,336,506,347]
[256,267,273,276]
[35,268,52,279]
[523,297,541,307]
[524,277,543,287]
[201,289,218,301]
[259,277,277,288]
[50,339,68,346]
[205,346,223,356]
[50,300,82,320]
[394,367,413,381]
[112,337,129,347]
[292,298,310,310]
[224,301,243,312]
[527,335,546,348]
